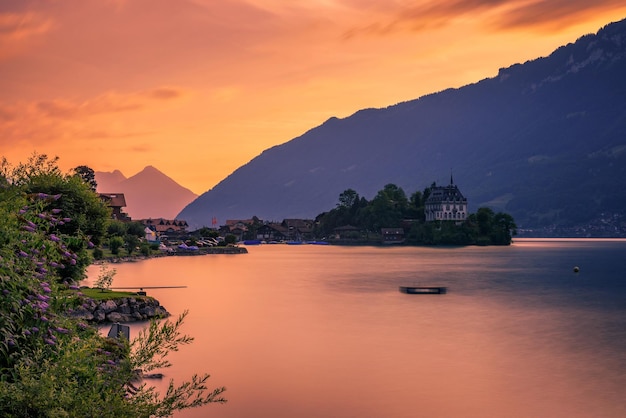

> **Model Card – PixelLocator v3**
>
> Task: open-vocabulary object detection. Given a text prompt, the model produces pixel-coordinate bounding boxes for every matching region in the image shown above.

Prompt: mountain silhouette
[178,18,626,234]
[96,166,197,220]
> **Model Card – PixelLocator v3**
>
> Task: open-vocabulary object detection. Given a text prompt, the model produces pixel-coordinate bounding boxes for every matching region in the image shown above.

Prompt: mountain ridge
[178,18,626,235]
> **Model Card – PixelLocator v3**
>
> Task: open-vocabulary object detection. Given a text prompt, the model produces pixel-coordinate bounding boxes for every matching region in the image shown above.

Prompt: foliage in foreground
[0,154,225,417]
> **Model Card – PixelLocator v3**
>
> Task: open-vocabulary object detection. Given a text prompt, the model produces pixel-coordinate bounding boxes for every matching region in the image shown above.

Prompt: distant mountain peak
[95,166,197,220]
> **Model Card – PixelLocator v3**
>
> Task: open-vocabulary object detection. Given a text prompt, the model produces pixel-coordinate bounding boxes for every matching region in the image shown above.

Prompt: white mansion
[425,177,468,222]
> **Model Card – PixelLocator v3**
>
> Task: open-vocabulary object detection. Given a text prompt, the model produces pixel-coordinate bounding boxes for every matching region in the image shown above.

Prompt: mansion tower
[425,177,468,222]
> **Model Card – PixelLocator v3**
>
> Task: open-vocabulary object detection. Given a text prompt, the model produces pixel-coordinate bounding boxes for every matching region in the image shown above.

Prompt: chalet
[282,219,314,241]
[99,193,130,221]
[141,218,189,235]
[425,177,468,223]
[220,219,254,241]
[256,223,288,241]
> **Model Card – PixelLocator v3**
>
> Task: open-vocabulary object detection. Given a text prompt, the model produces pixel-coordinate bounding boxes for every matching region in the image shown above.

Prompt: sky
[1,1,626,195]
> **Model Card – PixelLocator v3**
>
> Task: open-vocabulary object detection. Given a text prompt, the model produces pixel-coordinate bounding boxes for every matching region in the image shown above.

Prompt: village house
[256,223,288,242]
[425,176,468,223]
[99,193,130,221]
[140,218,189,235]
[282,219,314,241]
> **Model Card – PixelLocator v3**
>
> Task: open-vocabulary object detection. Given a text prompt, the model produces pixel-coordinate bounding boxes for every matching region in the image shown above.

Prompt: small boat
[399,286,447,294]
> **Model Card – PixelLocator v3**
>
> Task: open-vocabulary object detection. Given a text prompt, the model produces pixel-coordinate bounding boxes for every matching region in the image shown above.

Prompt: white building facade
[425,177,468,222]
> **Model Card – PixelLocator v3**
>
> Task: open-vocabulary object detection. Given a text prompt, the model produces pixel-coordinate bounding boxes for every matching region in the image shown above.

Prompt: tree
[338,189,359,208]
[492,212,517,245]
[72,165,98,191]
[94,264,116,291]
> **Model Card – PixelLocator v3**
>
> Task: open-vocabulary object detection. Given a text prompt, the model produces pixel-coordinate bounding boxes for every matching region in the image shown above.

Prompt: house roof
[99,193,126,207]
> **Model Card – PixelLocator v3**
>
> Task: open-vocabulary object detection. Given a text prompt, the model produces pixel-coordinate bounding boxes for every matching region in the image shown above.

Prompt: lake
[85,239,626,418]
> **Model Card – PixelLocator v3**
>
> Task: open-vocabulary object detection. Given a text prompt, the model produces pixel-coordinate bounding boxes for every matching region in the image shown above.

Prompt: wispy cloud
[341,0,626,38]
[0,11,53,58]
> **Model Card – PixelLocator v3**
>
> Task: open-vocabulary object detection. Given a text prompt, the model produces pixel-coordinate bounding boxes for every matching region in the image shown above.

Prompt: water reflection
[86,239,626,418]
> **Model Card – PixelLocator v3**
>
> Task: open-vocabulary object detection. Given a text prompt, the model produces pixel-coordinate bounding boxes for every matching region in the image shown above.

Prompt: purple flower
[69,285,80,290]
[31,327,39,333]
[22,225,36,232]
[36,294,50,302]
[37,213,47,219]
[2,289,9,295]
[44,338,56,345]
[50,262,60,268]
[49,234,61,242]
[51,208,62,214]
[62,218,71,223]
[18,250,29,258]
[40,316,49,322]
[52,194,62,200]
[36,193,49,200]
[69,258,76,265]
[55,327,69,334]
[77,323,88,329]
[87,241,95,249]
[24,329,31,336]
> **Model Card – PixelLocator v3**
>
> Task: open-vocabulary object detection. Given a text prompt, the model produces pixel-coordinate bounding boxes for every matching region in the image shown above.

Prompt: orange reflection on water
[87,242,626,418]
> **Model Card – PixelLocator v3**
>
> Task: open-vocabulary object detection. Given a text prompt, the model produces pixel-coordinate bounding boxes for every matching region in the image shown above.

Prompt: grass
[74,287,146,300]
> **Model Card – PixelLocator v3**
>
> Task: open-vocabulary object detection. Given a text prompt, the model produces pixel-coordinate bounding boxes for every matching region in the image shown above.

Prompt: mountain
[96,166,197,220]
[95,169,127,192]
[179,18,626,235]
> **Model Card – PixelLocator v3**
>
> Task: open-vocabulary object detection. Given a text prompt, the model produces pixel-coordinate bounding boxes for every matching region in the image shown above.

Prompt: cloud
[0,11,53,58]
[341,0,626,38]
[0,86,185,152]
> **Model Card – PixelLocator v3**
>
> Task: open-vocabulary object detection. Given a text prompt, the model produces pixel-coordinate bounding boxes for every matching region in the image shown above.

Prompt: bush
[92,247,104,259]
[109,236,124,255]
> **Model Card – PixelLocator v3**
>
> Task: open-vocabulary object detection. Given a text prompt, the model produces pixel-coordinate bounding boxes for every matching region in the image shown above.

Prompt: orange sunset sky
[2,1,626,194]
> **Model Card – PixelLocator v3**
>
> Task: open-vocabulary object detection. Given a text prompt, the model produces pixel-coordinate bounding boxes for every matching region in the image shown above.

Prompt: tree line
[314,184,517,245]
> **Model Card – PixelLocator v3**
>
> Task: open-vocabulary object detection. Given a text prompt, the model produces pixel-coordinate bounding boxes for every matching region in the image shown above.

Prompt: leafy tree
[125,234,141,255]
[72,165,98,191]
[337,189,359,208]
[94,264,116,291]
[107,220,128,237]
[224,234,237,245]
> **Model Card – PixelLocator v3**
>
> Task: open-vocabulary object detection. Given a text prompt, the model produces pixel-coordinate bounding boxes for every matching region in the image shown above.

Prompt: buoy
[573,266,580,273]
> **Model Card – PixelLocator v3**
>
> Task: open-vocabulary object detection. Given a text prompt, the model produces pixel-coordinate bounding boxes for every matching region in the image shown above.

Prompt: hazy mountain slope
[96,166,197,219]
[179,18,626,232]
[94,169,126,192]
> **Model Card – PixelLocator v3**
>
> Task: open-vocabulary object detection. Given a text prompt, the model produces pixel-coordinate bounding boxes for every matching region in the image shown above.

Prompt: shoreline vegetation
[1,155,227,416]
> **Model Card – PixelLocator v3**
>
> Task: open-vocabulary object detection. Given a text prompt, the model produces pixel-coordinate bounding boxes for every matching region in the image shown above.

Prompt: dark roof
[99,193,127,207]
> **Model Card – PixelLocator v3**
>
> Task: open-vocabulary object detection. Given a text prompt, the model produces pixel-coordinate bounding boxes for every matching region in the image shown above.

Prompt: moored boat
[399,286,447,294]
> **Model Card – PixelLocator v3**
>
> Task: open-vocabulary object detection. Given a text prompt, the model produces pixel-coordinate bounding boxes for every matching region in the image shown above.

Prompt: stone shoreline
[69,295,170,324]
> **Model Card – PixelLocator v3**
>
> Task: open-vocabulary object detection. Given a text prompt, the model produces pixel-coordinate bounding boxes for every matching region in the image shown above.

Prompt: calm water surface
[86,239,626,418]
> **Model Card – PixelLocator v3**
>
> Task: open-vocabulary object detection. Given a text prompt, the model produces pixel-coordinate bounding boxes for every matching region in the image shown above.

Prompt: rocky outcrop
[69,296,170,323]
